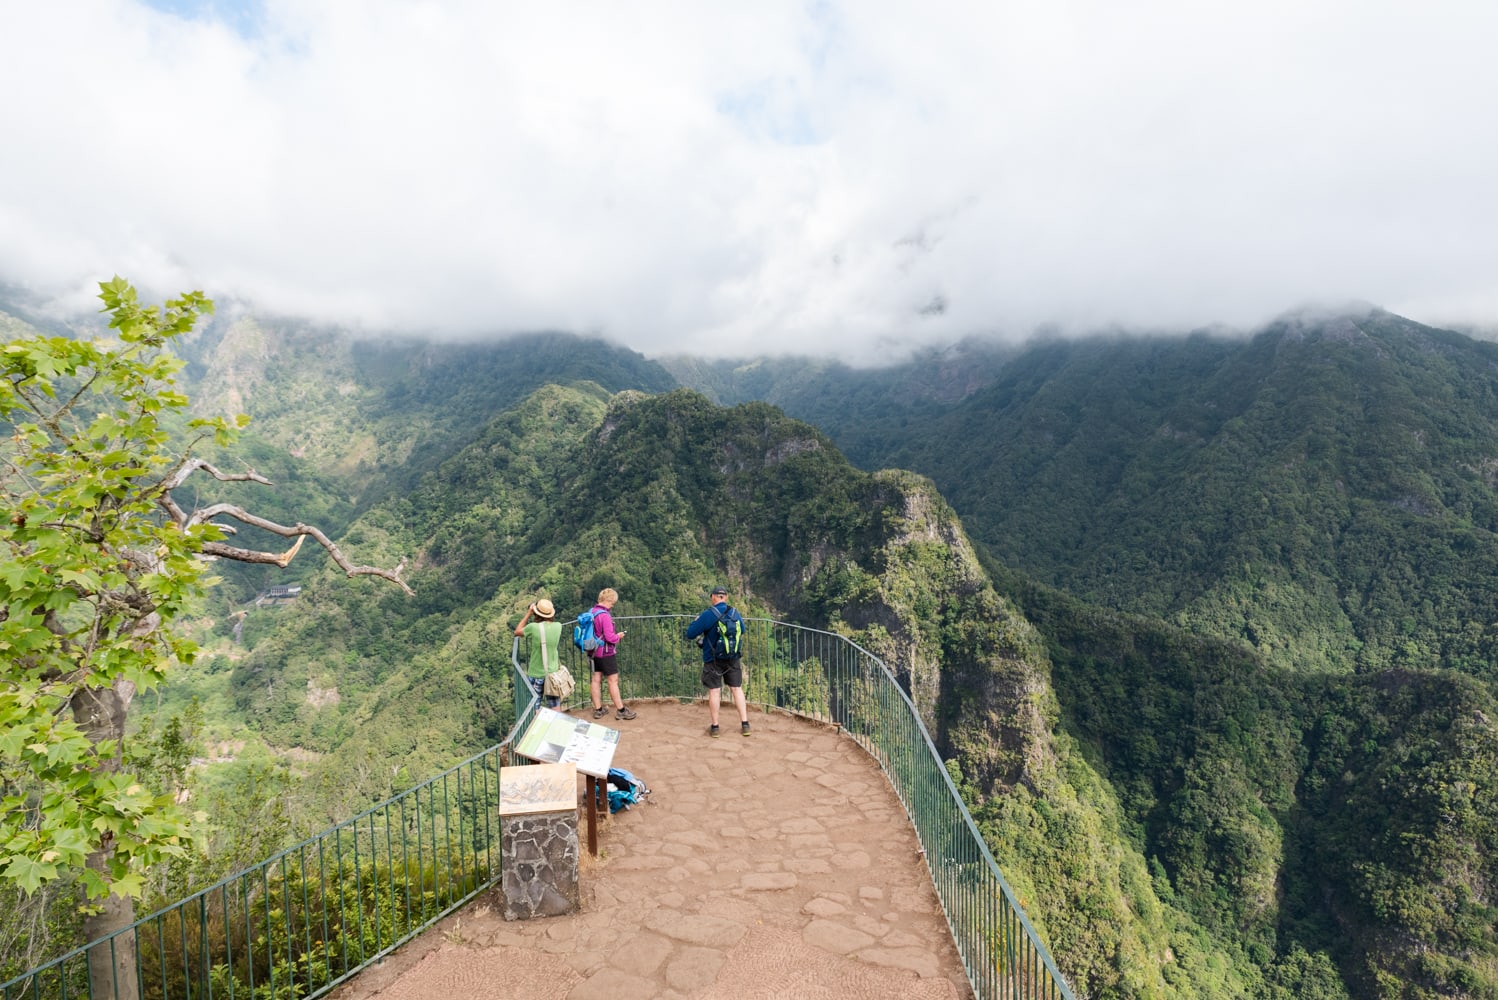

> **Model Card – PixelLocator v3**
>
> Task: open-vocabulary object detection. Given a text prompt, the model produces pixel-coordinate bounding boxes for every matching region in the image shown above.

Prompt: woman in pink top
[588,587,637,720]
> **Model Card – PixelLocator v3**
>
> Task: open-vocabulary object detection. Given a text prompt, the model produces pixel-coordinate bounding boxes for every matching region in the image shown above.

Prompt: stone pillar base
[497,762,579,920]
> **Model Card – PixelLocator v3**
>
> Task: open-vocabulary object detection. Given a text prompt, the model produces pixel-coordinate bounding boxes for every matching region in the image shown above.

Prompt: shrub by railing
[7,614,1072,1000]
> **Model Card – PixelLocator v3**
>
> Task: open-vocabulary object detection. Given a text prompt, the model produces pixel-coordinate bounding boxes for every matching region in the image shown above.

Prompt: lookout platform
[331,699,973,999]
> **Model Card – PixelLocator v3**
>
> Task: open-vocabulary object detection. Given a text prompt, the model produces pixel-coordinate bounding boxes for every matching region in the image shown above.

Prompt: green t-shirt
[523,620,563,679]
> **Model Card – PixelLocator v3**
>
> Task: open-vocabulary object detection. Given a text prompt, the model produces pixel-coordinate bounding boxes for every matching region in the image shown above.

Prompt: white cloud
[1,0,1496,359]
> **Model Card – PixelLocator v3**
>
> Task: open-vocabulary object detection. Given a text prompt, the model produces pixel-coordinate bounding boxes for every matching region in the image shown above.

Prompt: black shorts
[701,656,742,689]
[592,653,619,677]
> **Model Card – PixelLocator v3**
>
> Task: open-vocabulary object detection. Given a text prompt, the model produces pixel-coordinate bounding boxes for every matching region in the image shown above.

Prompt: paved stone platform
[333,699,974,1000]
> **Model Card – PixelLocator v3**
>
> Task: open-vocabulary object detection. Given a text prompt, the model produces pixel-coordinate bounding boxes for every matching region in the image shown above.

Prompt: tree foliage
[1,278,410,907]
[1,278,221,900]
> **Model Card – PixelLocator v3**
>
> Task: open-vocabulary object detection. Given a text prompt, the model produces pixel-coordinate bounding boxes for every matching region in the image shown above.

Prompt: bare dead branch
[201,535,411,592]
[198,507,412,594]
[154,459,413,594]
[198,534,304,567]
[275,534,305,566]
[155,458,272,531]
[183,503,270,527]
[197,540,298,565]
[160,456,274,493]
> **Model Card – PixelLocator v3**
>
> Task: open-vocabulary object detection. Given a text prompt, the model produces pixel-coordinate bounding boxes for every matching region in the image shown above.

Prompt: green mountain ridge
[180,315,678,509]
[168,315,678,603]
[681,309,1498,680]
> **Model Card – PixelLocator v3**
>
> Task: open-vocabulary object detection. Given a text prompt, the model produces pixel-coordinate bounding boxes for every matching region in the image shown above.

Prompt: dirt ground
[331,699,975,1000]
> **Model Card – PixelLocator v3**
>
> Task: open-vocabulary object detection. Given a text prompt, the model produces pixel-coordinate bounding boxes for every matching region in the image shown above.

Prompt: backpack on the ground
[599,767,650,813]
[710,605,744,660]
[573,609,601,653]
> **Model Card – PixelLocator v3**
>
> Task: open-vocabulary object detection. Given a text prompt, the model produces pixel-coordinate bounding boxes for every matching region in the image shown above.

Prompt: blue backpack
[573,609,601,653]
[598,767,650,813]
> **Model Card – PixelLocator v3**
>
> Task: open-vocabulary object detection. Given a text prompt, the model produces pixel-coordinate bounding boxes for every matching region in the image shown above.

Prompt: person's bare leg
[731,685,748,724]
[591,672,603,712]
[607,673,624,710]
[707,687,721,727]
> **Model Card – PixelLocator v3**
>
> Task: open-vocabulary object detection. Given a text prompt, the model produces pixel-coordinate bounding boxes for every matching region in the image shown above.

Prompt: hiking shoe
[709,724,721,738]
[615,707,638,721]
[592,707,607,719]
[741,721,752,737]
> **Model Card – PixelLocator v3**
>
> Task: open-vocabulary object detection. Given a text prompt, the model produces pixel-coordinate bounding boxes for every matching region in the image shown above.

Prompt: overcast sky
[2,1,1496,360]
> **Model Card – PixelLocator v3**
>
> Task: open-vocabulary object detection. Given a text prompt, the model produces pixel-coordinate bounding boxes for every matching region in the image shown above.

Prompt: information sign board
[514,707,620,778]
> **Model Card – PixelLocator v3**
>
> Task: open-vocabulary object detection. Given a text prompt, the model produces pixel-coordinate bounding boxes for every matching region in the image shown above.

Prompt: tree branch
[153,459,414,594]
[195,508,412,593]
[202,526,411,593]
[199,534,304,567]
[159,456,274,493]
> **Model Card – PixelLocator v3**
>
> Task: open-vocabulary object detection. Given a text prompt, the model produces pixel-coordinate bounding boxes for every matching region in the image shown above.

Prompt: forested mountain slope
[986,560,1498,999]
[204,383,1270,998]
[180,316,677,511]
[660,339,1017,463]
[678,310,1498,678]
[169,316,677,602]
[204,378,1497,998]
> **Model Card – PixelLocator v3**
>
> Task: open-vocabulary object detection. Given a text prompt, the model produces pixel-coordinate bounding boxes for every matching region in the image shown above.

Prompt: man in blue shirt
[685,586,750,738]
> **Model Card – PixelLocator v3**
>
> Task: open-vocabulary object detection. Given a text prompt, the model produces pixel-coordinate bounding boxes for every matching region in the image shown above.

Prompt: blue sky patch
[136,0,265,39]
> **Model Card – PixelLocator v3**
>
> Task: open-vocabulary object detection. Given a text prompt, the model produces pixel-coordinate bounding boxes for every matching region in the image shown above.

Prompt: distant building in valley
[255,584,302,606]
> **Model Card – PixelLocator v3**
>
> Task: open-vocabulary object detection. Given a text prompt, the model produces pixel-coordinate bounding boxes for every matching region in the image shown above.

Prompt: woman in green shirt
[514,598,564,708]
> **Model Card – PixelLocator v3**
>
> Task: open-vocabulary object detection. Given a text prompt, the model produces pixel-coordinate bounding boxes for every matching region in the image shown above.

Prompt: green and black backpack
[710,604,744,660]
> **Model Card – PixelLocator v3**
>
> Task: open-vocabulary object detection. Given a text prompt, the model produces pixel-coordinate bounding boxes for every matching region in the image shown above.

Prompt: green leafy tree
[1,279,410,999]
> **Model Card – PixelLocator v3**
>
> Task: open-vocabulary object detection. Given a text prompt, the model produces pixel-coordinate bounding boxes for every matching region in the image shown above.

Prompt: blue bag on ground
[599,767,650,813]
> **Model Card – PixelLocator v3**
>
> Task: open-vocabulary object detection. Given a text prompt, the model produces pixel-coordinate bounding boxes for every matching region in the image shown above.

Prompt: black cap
[709,585,728,596]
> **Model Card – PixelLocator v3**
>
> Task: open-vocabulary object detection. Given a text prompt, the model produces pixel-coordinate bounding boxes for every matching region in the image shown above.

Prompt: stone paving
[333,699,973,1000]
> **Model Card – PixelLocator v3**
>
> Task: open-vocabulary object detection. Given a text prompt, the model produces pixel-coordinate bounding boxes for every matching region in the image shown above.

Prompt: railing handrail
[2,658,543,998]
[526,612,1075,999]
[745,617,1065,983]
[6,613,1074,1000]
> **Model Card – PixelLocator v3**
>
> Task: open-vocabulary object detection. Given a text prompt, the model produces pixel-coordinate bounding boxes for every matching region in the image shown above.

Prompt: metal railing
[2,660,542,1000]
[548,614,1075,1000]
[6,614,1073,1000]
